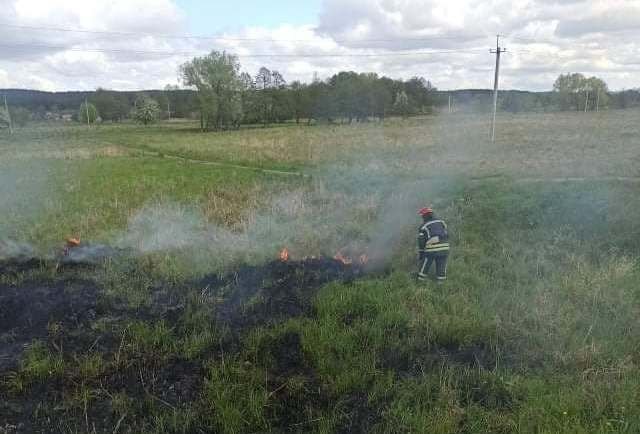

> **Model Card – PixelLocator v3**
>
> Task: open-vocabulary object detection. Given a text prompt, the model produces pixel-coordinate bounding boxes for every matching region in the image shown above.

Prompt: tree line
[179,51,438,131]
[2,51,640,130]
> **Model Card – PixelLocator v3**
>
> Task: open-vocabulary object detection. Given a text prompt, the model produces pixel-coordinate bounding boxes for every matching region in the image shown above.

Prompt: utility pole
[85,98,90,127]
[448,94,452,114]
[4,95,13,134]
[490,35,506,142]
[596,88,600,112]
[167,101,171,121]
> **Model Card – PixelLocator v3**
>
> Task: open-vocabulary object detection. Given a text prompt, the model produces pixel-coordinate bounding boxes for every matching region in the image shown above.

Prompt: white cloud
[0,0,639,91]
[0,69,10,88]
[12,0,184,32]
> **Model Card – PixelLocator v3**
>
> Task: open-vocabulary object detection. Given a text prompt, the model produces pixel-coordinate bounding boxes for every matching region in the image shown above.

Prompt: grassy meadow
[1,110,639,433]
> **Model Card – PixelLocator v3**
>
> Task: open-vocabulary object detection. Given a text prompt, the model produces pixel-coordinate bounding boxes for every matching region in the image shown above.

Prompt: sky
[0,0,639,92]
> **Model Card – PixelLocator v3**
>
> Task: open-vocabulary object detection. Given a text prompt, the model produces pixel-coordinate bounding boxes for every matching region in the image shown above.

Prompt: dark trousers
[418,252,448,281]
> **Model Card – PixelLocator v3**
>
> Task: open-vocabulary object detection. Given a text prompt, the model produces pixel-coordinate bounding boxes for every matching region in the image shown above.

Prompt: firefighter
[417,207,449,282]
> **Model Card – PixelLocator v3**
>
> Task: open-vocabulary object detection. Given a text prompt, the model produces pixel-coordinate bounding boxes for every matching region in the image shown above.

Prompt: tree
[180,51,244,131]
[393,90,410,118]
[373,77,394,120]
[585,76,609,110]
[155,93,170,120]
[255,67,272,90]
[330,71,361,123]
[78,101,98,124]
[163,84,181,120]
[553,73,609,111]
[255,67,273,126]
[239,72,260,124]
[405,76,436,113]
[553,73,584,110]
[91,88,129,122]
[271,71,286,88]
[290,81,310,124]
[132,95,160,125]
[270,71,290,122]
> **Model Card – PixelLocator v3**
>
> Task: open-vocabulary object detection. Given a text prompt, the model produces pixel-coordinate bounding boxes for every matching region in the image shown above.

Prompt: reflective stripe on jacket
[425,242,450,253]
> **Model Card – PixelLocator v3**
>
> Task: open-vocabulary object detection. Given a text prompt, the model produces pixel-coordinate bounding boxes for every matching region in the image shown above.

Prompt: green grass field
[1,111,639,433]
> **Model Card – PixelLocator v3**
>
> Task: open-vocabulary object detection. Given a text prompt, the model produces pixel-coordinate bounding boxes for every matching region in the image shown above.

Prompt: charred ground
[0,255,377,432]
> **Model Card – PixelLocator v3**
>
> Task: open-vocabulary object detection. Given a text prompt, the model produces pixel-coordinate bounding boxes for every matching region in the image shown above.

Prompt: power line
[0,42,487,58]
[0,22,485,44]
[508,36,556,44]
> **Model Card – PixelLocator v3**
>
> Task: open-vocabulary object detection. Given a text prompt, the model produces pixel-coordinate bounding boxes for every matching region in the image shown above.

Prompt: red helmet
[418,207,433,217]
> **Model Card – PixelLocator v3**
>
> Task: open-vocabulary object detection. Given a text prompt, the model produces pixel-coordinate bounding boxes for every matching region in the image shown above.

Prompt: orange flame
[334,251,353,265]
[66,237,81,248]
[279,248,289,262]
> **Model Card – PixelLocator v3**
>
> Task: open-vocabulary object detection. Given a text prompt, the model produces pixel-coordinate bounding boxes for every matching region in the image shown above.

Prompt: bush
[133,96,160,125]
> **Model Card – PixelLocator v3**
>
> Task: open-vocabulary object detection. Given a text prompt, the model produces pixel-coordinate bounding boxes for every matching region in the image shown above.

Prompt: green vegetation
[133,95,161,125]
[196,180,640,433]
[6,67,639,130]
[1,110,639,432]
[79,101,99,124]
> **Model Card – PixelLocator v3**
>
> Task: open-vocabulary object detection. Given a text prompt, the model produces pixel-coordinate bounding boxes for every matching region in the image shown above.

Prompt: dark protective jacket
[418,216,450,254]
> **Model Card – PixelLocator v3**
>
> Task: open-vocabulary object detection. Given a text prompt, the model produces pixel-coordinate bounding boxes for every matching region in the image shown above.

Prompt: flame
[334,251,353,265]
[279,248,289,262]
[66,237,81,247]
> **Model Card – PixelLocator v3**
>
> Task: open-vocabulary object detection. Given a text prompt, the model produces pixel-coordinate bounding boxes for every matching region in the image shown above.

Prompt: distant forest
[1,72,640,127]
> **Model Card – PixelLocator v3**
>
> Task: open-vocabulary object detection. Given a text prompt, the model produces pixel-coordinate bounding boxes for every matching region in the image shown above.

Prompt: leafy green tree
[585,76,609,110]
[310,81,337,123]
[255,67,273,126]
[91,88,129,122]
[393,90,410,118]
[553,73,587,111]
[330,71,360,123]
[239,72,260,124]
[553,73,609,111]
[132,95,160,125]
[405,76,436,113]
[290,81,310,124]
[78,102,98,124]
[181,51,244,131]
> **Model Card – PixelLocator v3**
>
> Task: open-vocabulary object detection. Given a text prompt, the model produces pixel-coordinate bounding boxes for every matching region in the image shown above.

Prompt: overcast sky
[0,0,639,92]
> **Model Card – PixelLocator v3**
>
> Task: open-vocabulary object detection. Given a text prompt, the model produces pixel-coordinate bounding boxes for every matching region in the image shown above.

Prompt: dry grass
[3,110,639,178]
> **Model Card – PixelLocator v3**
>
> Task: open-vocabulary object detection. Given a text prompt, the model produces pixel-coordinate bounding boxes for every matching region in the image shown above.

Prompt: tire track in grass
[123,146,309,178]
